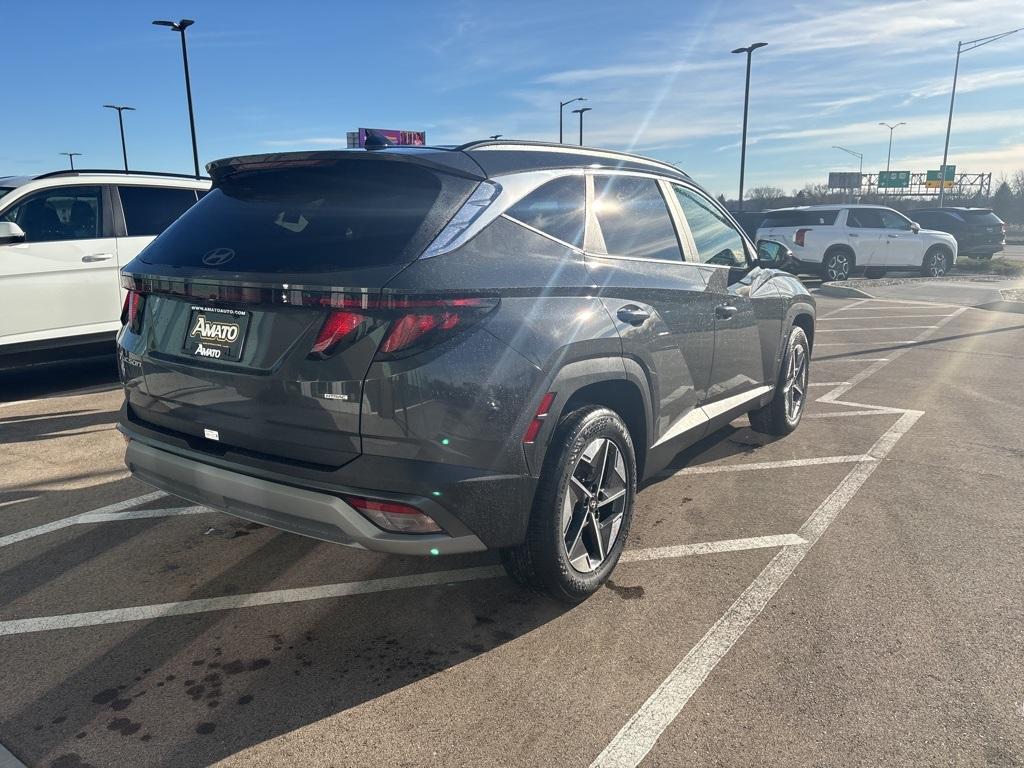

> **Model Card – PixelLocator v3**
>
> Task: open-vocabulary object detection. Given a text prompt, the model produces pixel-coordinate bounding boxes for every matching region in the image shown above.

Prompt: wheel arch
[527,357,653,479]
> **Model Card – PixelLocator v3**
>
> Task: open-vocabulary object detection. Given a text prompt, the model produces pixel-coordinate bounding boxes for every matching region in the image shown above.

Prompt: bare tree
[1010,169,1024,198]
[746,186,786,203]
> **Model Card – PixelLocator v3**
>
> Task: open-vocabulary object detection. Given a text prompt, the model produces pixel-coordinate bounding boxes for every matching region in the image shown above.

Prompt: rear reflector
[523,392,556,444]
[343,495,442,534]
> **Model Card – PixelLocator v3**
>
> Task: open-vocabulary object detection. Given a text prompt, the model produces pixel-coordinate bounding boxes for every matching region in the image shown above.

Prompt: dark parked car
[116,141,815,602]
[909,207,1006,259]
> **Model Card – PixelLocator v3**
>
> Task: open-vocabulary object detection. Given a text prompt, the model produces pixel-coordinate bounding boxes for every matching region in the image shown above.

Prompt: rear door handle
[849,233,859,238]
[82,253,114,263]
[715,304,739,319]
[616,305,650,326]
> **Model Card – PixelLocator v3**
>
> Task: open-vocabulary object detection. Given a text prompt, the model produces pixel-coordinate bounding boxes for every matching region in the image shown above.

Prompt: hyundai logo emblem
[202,248,235,266]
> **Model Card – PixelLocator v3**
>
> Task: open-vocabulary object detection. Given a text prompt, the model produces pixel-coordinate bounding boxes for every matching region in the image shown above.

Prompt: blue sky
[4,0,1023,196]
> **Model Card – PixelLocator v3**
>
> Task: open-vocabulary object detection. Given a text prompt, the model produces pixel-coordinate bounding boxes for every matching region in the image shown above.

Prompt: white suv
[0,171,210,367]
[756,204,958,281]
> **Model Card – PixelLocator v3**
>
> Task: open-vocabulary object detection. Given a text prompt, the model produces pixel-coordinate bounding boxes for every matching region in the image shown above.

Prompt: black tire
[920,246,952,277]
[864,267,886,279]
[821,249,853,282]
[749,326,810,436]
[501,406,636,604]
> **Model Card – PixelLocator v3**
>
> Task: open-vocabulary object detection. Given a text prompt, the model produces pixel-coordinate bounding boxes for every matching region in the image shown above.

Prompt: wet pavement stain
[237,695,253,705]
[90,689,118,705]
[606,580,645,600]
[50,754,97,768]
[106,718,142,737]
[195,722,216,735]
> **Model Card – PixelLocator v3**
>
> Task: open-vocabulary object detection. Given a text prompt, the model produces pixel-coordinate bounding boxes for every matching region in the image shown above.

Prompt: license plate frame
[183,305,251,362]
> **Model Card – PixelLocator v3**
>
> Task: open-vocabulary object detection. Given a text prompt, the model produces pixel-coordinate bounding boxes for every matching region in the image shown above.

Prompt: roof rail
[454,139,690,178]
[33,169,210,181]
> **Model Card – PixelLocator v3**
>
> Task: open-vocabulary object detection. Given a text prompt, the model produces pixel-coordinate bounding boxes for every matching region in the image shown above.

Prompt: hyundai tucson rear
[118,142,815,603]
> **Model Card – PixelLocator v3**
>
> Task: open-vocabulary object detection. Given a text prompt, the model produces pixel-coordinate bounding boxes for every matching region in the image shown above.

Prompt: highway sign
[878,171,910,188]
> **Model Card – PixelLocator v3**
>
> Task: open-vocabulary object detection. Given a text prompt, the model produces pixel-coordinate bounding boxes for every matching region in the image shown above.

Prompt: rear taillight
[121,290,145,334]
[309,310,372,358]
[307,296,497,361]
[794,228,810,247]
[523,392,556,444]
[343,495,442,534]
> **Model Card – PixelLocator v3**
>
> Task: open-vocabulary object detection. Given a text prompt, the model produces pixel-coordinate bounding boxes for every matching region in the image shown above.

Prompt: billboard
[878,170,910,188]
[828,171,862,189]
[346,128,427,148]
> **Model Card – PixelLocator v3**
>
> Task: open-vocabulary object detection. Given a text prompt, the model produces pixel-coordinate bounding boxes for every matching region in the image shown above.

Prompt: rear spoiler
[206,149,487,186]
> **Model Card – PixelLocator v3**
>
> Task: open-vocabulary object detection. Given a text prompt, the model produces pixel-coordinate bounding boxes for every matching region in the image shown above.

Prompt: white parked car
[756,204,958,281]
[0,170,210,368]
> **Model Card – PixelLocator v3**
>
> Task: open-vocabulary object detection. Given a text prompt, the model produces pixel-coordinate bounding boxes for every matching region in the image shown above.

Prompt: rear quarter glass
[138,161,478,273]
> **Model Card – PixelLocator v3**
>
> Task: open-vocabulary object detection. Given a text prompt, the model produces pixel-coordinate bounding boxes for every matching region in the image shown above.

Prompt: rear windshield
[761,210,839,227]
[139,161,475,272]
[0,187,15,201]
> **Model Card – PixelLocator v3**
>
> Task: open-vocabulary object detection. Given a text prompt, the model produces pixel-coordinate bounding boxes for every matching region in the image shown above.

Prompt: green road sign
[878,171,910,188]
[926,166,956,189]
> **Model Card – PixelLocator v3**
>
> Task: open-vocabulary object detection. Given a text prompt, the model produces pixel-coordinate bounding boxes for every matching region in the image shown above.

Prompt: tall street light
[878,122,906,173]
[559,97,585,143]
[104,104,136,172]
[572,107,592,146]
[731,42,767,212]
[489,134,503,140]
[153,18,200,178]
[60,152,82,171]
[938,27,1021,207]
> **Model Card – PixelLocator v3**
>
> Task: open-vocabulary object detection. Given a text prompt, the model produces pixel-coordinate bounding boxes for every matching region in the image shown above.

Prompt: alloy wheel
[926,251,948,277]
[783,342,808,422]
[561,437,628,573]
[826,253,850,281]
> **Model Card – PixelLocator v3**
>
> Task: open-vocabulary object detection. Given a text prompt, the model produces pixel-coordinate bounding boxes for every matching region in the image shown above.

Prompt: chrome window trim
[419,169,585,260]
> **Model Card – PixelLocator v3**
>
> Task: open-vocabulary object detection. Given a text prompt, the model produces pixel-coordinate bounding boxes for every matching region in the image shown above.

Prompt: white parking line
[815,341,916,347]
[808,382,848,387]
[803,409,902,419]
[0,534,807,636]
[0,742,28,768]
[817,326,937,332]
[663,455,869,477]
[819,314,954,320]
[590,409,923,768]
[0,491,169,549]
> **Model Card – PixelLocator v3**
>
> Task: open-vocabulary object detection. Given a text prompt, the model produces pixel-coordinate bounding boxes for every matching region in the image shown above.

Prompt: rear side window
[592,176,682,261]
[119,186,198,236]
[961,209,1002,224]
[505,175,585,247]
[761,210,838,227]
[140,161,475,273]
[847,209,885,228]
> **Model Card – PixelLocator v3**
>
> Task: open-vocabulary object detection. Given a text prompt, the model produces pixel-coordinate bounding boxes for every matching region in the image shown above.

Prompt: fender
[521,356,655,477]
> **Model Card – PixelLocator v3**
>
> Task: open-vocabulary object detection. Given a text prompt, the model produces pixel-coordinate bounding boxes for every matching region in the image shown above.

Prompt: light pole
[878,122,906,173]
[938,27,1021,207]
[572,107,591,146]
[104,104,136,172]
[60,152,82,171]
[731,42,767,212]
[559,97,585,143]
[153,18,200,178]
[832,146,863,195]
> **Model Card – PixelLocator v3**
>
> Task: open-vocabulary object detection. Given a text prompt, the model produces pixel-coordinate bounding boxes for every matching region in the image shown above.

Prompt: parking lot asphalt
[2,295,1023,768]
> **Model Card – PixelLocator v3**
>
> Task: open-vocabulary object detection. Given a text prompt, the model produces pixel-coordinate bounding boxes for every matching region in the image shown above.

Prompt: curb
[813,284,875,299]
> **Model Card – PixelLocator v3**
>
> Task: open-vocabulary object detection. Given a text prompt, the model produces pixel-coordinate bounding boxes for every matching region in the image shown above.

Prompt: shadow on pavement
[0,354,119,404]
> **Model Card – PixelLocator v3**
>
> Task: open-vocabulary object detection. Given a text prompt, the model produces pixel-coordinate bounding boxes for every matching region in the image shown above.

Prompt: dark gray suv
[116,141,815,603]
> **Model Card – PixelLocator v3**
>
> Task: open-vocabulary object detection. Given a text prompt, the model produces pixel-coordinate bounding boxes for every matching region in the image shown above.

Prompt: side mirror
[910,221,921,233]
[756,239,792,269]
[0,221,26,245]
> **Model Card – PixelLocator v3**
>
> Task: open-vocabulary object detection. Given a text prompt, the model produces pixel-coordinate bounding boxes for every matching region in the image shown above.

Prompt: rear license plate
[183,305,250,361]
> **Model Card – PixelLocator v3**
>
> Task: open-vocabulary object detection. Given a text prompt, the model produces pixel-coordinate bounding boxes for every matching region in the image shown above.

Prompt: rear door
[844,208,887,268]
[670,183,769,403]
[121,158,478,470]
[0,184,120,345]
[584,173,717,440]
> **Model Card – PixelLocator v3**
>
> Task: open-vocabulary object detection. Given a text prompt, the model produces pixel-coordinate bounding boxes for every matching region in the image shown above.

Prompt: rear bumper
[124,438,489,556]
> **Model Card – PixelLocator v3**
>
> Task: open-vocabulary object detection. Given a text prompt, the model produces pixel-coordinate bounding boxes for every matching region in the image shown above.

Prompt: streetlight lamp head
[733,42,767,54]
[153,18,193,31]
[573,107,592,115]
